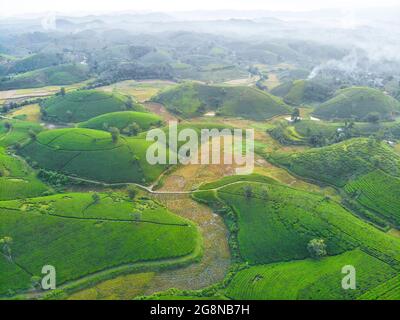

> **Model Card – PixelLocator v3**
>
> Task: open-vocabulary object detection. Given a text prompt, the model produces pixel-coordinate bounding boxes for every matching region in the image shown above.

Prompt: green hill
[270,138,400,187]
[78,111,162,132]
[42,90,144,123]
[0,64,90,90]
[270,138,400,227]
[0,119,43,148]
[345,170,400,226]
[153,82,291,120]
[194,176,400,299]
[0,147,48,200]
[19,128,167,184]
[195,178,400,265]
[226,249,397,300]
[313,87,400,121]
[271,80,332,105]
[268,119,400,147]
[7,53,63,75]
[0,192,200,295]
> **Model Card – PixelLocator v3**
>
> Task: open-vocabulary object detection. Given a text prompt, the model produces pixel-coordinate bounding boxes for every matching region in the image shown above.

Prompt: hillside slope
[313,87,400,121]
[0,64,90,90]
[42,90,144,123]
[271,80,332,105]
[0,192,200,295]
[19,128,167,184]
[78,111,162,132]
[270,138,400,187]
[153,82,291,119]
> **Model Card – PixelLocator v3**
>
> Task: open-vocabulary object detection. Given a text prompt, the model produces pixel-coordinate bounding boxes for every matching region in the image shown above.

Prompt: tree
[127,185,138,200]
[307,238,327,259]
[66,110,73,122]
[131,212,142,224]
[4,121,12,131]
[0,236,13,261]
[132,155,140,165]
[92,193,100,204]
[291,108,301,122]
[125,96,134,109]
[366,112,380,124]
[109,127,120,143]
[126,122,140,136]
[260,188,269,200]
[28,129,37,141]
[30,276,42,290]
[243,185,253,199]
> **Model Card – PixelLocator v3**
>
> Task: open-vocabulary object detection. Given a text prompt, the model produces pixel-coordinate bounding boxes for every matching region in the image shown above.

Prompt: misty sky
[0,0,399,16]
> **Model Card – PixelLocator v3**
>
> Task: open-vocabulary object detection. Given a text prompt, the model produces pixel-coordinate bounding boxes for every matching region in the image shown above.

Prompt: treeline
[0,97,45,114]
[85,63,175,89]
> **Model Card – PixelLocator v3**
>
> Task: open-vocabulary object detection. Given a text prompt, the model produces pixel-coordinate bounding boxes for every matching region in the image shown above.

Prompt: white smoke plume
[41,13,57,31]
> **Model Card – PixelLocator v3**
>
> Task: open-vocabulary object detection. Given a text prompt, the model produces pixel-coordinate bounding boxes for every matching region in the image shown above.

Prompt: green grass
[269,119,400,146]
[358,274,400,300]
[313,87,400,121]
[78,111,162,132]
[0,64,90,90]
[271,80,332,105]
[226,249,397,300]
[345,170,400,226]
[270,138,400,187]
[42,90,144,123]
[0,119,43,148]
[0,192,200,296]
[0,255,32,296]
[19,128,167,184]
[195,180,400,267]
[7,53,62,75]
[0,147,48,200]
[153,82,291,120]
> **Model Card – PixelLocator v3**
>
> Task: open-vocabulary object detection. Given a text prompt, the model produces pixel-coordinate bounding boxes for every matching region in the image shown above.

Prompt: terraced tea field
[0,193,201,296]
[19,128,167,184]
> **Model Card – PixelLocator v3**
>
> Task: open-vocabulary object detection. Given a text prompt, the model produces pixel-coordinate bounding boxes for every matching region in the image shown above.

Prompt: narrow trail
[135,164,232,297]
[64,166,234,299]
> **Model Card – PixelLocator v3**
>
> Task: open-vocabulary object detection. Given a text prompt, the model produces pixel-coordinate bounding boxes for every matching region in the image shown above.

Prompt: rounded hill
[78,111,162,132]
[271,79,332,105]
[313,87,400,121]
[41,90,144,123]
[19,128,167,184]
[153,82,292,120]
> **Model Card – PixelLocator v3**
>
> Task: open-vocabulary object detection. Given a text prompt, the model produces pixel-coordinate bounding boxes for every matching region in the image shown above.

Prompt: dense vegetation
[153,82,291,119]
[226,250,396,300]
[0,192,200,295]
[3,13,400,301]
[0,64,90,90]
[0,147,49,200]
[345,170,400,226]
[313,87,400,121]
[271,80,332,105]
[19,128,167,184]
[78,111,162,132]
[194,177,400,299]
[268,119,400,147]
[0,53,64,76]
[41,90,144,123]
[270,138,400,187]
[0,119,43,148]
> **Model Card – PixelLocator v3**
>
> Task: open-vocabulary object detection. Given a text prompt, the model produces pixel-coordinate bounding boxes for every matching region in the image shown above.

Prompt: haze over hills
[2,4,400,302]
